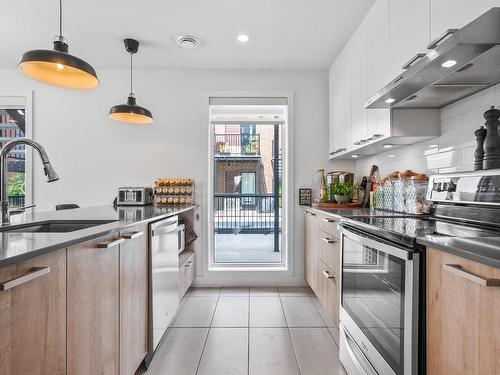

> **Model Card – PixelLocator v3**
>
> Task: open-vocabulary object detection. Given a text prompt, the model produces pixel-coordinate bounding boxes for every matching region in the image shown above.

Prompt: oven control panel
[427,172,500,205]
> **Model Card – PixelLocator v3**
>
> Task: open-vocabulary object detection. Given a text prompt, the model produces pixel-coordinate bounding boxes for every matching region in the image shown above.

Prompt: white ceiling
[3,0,374,70]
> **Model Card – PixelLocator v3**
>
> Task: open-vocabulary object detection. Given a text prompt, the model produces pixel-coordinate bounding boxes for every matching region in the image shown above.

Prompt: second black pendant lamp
[109,39,153,124]
[18,0,98,89]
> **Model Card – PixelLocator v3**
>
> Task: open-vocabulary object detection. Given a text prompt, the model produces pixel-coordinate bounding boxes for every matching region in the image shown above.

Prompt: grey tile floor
[146,286,347,375]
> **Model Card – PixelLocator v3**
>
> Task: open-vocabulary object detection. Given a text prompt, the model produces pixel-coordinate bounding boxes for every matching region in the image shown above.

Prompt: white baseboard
[192,275,306,287]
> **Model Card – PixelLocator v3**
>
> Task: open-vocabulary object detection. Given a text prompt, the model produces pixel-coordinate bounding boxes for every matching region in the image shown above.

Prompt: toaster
[117,187,154,206]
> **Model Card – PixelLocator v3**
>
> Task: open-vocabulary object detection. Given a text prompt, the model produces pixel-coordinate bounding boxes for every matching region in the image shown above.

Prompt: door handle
[123,231,144,240]
[97,238,124,249]
[443,264,500,287]
[322,237,336,244]
[0,267,50,291]
[322,270,335,279]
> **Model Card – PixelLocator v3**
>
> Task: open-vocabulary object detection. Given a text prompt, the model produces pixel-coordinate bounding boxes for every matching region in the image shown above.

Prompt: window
[0,93,32,209]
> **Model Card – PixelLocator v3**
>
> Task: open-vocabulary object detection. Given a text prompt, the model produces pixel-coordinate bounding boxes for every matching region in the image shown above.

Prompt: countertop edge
[0,205,197,268]
[417,237,500,269]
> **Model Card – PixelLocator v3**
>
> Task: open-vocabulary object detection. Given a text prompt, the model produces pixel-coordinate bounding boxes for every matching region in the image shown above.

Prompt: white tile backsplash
[355,84,500,178]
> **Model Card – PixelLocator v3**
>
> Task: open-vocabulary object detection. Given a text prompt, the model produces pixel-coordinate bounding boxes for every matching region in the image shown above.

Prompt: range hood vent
[366,8,500,109]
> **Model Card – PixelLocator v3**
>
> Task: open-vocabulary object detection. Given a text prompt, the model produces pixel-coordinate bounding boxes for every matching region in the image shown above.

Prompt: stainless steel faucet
[0,138,59,224]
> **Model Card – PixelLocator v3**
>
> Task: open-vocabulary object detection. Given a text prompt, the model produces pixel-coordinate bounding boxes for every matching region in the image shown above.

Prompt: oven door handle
[339,224,411,260]
[342,327,378,375]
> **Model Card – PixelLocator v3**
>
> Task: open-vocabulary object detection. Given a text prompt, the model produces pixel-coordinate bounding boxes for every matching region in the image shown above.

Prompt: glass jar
[383,180,394,211]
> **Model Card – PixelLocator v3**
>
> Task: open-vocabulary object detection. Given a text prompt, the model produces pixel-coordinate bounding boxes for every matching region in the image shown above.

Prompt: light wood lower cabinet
[427,248,500,375]
[120,225,149,375]
[0,250,66,375]
[67,235,120,375]
[304,209,341,325]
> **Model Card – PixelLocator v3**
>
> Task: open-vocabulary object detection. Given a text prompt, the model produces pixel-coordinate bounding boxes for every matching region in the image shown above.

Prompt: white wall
[355,85,500,178]
[0,68,348,284]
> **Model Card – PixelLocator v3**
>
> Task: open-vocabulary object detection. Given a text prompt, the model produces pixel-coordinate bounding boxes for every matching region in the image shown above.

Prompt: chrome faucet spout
[0,138,59,224]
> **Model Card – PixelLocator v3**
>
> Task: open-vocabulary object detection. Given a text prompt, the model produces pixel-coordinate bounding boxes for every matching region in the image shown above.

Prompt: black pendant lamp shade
[18,0,98,89]
[109,39,153,124]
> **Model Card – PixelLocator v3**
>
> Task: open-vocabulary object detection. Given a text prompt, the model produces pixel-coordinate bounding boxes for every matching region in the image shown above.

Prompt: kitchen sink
[1,220,118,233]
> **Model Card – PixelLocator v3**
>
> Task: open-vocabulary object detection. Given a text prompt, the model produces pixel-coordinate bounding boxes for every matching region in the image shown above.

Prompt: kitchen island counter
[0,205,196,268]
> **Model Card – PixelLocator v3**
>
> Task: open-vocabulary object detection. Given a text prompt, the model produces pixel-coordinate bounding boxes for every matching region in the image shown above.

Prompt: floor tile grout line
[194,287,221,375]
[278,291,303,375]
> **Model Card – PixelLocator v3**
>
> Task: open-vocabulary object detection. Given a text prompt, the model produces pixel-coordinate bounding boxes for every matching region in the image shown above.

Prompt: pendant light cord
[59,0,63,38]
[130,52,133,96]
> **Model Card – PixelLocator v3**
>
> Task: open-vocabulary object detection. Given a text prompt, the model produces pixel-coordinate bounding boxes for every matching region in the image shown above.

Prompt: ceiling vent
[176,35,200,49]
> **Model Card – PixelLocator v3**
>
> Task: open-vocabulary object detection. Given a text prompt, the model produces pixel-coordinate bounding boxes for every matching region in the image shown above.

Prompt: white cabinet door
[329,47,352,156]
[350,27,368,149]
[430,0,497,42]
[364,0,391,99]
[389,0,430,78]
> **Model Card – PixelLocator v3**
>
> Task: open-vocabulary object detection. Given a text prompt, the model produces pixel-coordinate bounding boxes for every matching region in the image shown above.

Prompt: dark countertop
[304,206,500,269]
[0,205,196,268]
[418,236,500,269]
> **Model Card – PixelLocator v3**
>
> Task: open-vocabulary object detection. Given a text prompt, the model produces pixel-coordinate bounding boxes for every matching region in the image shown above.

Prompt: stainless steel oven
[339,225,421,375]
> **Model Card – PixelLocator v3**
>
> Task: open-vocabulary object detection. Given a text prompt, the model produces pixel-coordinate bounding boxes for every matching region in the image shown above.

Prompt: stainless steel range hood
[366,8,500,109]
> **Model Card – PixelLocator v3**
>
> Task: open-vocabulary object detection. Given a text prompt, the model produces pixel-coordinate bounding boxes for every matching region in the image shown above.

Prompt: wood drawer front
[180,253,195,298]
[319,231,340,273]
[318,215,340,238]
[317,260,340,326]
[0,250,66,375]
[427,248,500,375]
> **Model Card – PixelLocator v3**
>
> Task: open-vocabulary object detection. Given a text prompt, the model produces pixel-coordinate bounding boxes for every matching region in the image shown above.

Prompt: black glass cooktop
[342,216,500,248]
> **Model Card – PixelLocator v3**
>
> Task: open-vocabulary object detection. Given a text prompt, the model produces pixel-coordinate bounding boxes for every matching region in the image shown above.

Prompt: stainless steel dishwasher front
[148,215,185,358]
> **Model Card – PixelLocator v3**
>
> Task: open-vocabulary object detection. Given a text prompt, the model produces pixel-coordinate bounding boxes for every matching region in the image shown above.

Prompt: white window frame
[204,90,294,275]
[0,91,33,206]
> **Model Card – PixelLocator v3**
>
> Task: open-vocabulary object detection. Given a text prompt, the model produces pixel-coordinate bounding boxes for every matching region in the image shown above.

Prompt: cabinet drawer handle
[309,212,317,216]
[185,261,193,267]
[97,238,125,249]
[123,231,144,240]
[402,53,426,70]
[322,237,336,244]
[443,264,500,287]
[427,28,458,49]
[0,267,50,291]
[322,270,335,279]
[322,218,336,223]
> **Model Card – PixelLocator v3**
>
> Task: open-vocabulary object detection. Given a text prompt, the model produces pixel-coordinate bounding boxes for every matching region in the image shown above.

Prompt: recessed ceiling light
[176,35,200,49]
[385,98,396,104]
[237,34,250,43]
[387,154,396,158]
[351,154,359,158]
[383,144,393,149]
[441,60,457,68]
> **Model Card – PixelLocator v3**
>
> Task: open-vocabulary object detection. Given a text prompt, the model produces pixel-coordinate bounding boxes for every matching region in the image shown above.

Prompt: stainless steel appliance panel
[339,226,419,375]
[149,216,184,352]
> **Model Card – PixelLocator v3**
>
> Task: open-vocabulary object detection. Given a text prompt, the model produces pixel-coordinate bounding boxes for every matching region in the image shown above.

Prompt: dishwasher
[146,215,185,365]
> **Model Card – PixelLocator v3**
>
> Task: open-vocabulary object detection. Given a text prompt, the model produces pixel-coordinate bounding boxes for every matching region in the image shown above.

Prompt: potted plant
[329,180,354,204]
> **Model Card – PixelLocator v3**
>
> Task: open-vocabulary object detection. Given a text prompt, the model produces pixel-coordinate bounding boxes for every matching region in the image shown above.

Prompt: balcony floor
[214,233,281,263]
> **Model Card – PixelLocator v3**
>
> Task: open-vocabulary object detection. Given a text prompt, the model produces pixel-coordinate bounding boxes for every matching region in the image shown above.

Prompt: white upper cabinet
[430,0,498,42]
[388,0,430,78]
[329,46,352,156]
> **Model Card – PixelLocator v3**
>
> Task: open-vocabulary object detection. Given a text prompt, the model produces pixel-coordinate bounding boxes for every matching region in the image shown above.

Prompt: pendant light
[18,0,98,89]
[109,39,153,124]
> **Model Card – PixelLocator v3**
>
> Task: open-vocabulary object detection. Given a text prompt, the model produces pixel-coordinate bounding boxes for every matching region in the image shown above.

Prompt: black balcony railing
[214,134,260,156]
[214,193,281,234]
[8,195,25,207]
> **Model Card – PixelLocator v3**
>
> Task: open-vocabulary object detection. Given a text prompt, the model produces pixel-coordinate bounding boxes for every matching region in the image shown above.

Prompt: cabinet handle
[0,267,50,291]
[402,53,426,70]
[123,231,144,240]
[322,218,336,223]
[97,238,125,249]
[443,264,500,287]
[310,212,317,216]
[322,237,336,244]
[427,28,458,49]
[322,270,335,279]
[185,261,193,267]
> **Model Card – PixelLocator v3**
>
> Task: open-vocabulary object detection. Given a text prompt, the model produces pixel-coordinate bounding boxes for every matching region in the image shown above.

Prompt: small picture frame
[299,188,312,206]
